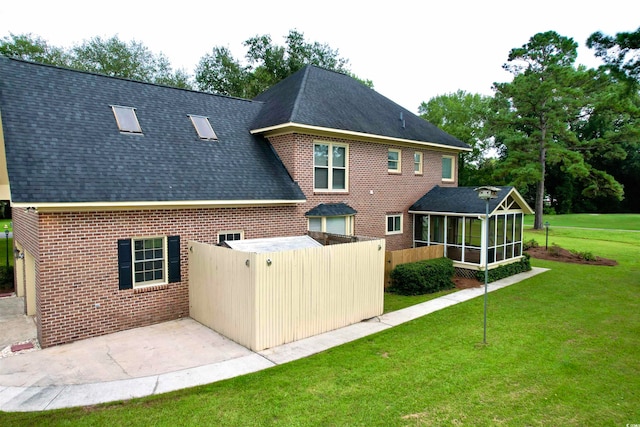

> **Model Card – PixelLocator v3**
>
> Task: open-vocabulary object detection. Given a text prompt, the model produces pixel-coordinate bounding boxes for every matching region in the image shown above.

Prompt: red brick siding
[269,134,458,251]
[17,206,303,347]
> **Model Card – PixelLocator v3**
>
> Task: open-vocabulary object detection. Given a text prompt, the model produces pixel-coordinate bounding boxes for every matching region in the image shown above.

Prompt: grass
[2,215,639,425]
[0,237,12,270]
[384,287,457,313]
[0,219,12,232]
[525,213,640,231]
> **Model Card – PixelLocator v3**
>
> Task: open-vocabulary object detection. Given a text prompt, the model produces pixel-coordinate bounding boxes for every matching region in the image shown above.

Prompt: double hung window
[314,142,348,191]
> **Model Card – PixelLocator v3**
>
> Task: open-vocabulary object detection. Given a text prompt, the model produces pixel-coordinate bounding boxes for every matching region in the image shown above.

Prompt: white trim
[313,141,349,192]
[441,155,455,182]
[414,151,423,174]
[251,122,472,152]
[217,230,244,244]
[388,148,401,173]
[132,236,167,288]
[385,214,403,235]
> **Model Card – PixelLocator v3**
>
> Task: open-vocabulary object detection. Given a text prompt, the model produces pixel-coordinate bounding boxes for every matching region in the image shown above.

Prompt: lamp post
[474,186,500,345]
[4,225,8,269]
[544,221,550,250]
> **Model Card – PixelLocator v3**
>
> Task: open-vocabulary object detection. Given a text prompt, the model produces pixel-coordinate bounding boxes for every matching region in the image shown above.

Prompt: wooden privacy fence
[384,245,445,288]
[189,238,385,351]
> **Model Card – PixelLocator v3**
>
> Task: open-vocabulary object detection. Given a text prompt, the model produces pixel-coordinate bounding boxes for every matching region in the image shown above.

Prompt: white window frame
[313,142,349,192]
[132,236,167,287]
[188,115,218,140]
[414,152,423,174]
[308,216,354,236]
[388,148,401,173]
[442,155,455,182]
[386,214,403,235]
[218,230,244,244]
[111,105,142,134]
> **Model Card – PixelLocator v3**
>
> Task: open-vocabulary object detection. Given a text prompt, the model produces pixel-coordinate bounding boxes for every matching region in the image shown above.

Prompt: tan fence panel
[384,245,444,288]
[188,241,256,349]
[253,239,385,351]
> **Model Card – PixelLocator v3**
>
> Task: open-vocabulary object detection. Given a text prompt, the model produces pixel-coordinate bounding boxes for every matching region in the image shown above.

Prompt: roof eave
[11,199,306,213]
[251,122,472,152]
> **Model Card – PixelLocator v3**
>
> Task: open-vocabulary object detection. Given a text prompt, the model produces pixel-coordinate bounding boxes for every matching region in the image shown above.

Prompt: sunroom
[409,186,534,271]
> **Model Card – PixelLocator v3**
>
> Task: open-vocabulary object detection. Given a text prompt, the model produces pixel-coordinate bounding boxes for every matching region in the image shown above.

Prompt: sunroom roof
[409,186,534,215]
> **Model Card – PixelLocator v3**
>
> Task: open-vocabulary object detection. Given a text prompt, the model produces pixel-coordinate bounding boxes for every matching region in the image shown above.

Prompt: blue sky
[2,0,638,112]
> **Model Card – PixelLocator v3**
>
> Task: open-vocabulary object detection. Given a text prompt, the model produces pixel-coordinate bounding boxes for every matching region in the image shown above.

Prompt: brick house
[0,57,477,347]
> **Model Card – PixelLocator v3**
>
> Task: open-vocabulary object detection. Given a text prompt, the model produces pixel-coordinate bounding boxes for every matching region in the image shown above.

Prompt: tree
[0,33,70,65]
[195,46,249,97]
[196,29,359,98]
[587,26,640,83]
[1,33,192,89]
[492,31,624,229]
[71,36,192,89]
[418,90,496,186]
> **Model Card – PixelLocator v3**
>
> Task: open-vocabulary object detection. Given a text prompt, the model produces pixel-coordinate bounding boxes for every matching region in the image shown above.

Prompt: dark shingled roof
[305,203,357,217]
[252,66,470,150]
[0,57,305,204]
[410,186,517,214]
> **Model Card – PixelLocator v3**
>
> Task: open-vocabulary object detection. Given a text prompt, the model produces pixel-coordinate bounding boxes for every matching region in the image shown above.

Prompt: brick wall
[269,134,458,251]
[17,206,304,347]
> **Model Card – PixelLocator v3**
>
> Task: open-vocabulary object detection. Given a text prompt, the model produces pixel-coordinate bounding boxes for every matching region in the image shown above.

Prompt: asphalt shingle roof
[409,186,517,215]
[305,203,357,217]
[0,57,305,204]
[252,66,470,150]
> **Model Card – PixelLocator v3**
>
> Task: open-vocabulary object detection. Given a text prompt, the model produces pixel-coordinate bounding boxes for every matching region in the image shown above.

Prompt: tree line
[1,28,638,226]
[420,29,640,227]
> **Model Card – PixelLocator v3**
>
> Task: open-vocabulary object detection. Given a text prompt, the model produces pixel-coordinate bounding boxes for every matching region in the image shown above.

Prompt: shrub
[570,249,597,261]
[475,254,531,283]
[549,243,562,256]
[0,266,14,290]
[523,239,539,250]
[389,257,455,296]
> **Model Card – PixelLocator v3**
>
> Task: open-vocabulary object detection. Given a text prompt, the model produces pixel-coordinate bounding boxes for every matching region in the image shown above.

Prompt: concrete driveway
[0,295,37,350]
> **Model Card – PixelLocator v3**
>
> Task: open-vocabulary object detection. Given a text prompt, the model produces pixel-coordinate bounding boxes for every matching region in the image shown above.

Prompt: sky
[2,0,638,113]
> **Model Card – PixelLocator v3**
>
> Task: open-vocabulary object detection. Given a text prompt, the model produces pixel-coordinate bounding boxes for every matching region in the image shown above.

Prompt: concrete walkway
[0,267,548,412]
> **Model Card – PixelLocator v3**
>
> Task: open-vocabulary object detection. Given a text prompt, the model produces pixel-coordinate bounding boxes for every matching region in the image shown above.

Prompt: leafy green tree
[418,90,496,186]
[195,46,249,97]
[492,31,624,228]
[196,29,361,98]
[0,33,70,65]
[1,33,192,89]
[587,26,640,82]
[71,36,192,89]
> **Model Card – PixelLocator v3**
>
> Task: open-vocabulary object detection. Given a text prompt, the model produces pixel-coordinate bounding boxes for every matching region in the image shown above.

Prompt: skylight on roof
[189,115,218,140]
[111,105,142,133]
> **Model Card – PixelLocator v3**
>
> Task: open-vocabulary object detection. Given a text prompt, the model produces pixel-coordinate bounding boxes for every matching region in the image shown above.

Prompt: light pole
[474,186,500,345]
[4,225,8,269]
[544,221,550,250]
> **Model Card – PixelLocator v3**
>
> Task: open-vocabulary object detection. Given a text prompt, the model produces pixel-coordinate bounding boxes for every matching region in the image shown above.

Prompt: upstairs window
[314,142,348,191]
[442,155,455,181]
[189,115,218,140]
[414,152,423,174]
[388,148,401,173]
[111,105,142,133]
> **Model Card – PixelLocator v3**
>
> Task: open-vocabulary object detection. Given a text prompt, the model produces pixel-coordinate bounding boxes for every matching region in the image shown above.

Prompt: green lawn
[525,213,640,231]
[2,215,639,426]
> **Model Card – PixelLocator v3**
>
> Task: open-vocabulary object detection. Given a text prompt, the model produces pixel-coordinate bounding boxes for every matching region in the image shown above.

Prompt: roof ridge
[0,56,260,104]
[289,65,312,120]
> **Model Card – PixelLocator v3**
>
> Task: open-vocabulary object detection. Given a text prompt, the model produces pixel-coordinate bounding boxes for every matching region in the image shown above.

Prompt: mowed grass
[2,216,639,426]
[525,213,640,230]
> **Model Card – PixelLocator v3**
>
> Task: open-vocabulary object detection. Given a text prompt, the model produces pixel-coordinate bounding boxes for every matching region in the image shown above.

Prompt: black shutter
[167,235,181,283]
[118,239,133,290]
